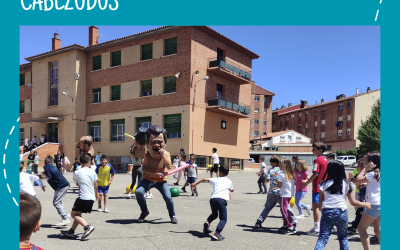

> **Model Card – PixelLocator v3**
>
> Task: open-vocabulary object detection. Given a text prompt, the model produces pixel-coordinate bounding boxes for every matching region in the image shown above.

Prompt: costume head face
[145,125,167,156]
[76,136,93,152]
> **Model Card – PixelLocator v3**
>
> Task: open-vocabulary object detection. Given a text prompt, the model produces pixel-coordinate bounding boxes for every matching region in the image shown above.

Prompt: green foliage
[357,99,380,153]
[335,148,359,156]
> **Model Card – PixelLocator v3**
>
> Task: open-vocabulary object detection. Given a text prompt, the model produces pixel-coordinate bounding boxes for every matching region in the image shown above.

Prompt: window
[298,125,301,130]
[314,133,317,139]
[272,116,275,120]
[254,108,259,113]
[285,116,289,121]
[164,37,177,56]
[298,113,302,118]
[264,96,268,103]
[164,76,176,94]
[111,119,125,141]
[338,130,343,136]
[347,115,351,121]
[305,111,308,117]
[20,73,25,86]
[89,121,101,142]
[141,43,153,60]
[254,119,259,125]
[285,127,289,130]
[164,114,181,139]
[296,137,302,143]
[321,132,325,138]
[264,110,266,114]
[315,121,318,127]
[255,96,260,101]
[338,103,343,110]
[254,131,259,136]
[93,55,101,70]
[111,85,121,101]
[347,129,351,135]
[338,116,343,121]
[280,136,285,142]
[49,61,58,106]
[263,132,267,135]
[111,51,121,67]
[93,88,101,103]
[20,128,24,146]
[20,101,25,113]
[291,114,294,118]
[314,109,318,115]
[321,120,325,126]
[280,117,283,122]
[321,107,326,113]
[136,117,151,131]
[141,80,152,96]
[305,123,308,128]
[347,102,351,108]
[263,121,267,126]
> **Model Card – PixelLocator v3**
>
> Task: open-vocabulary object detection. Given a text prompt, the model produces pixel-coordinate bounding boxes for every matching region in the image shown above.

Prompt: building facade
[271,89,380,151]
[249,84,275,140]
[20,26,259,170]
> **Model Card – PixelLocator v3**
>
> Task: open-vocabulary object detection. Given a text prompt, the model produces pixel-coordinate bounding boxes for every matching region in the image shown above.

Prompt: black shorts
[211,164,219,173]
[72,198,94,213]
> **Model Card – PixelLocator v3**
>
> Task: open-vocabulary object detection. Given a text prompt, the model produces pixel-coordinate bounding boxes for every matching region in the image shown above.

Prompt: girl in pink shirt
[294,159,312,219]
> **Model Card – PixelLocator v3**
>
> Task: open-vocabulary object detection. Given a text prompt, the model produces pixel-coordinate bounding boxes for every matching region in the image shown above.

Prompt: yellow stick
[124,133,136,140]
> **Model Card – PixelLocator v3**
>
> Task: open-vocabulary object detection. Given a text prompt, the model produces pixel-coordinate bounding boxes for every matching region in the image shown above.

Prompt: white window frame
[291,114,294,118]
[112,124,125,141]
[280,136,285,142]
[347,129,351,135]
[263,121,267,126]
[321,107,326,113]
[298,113,302,118]
[254,108,259,113]
[338,130,343,136]
[264,110,266,114]
[347,102,351,108]
[315,121,318,127]
[285,127,289,130]
[296,137,302,143]
[338,103,343,110]
[347,115,351,121]
[90,126,101,142]
[93,90,101,103]
[305,123,308,128]
[314,109,318,115]
[338,116,343,121]
[254,119,259,125]
[254,131,259,136]
[255,96,260,101]
[321,120,325,126]
[321,132,325,138]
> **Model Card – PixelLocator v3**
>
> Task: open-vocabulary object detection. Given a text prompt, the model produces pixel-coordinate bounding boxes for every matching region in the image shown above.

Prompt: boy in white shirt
[192,164,234,241]
[210,148,219,178]
[20,162,45,196]
[256,156,267,194]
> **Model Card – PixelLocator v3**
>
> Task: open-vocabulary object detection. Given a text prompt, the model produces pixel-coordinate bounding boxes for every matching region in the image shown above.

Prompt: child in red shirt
[20,193,44,250]
[302,142,328,236]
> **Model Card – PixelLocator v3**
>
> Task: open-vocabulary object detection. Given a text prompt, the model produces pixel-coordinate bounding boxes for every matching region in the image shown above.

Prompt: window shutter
[111,119,125,126]
[111,85,121,101]
[20,101,25,113]
[141,80,152,94]
[137,117,151,124]
[165,37,177,55]
[142,43,153,60]
[164,76,176,93]
[111,51,121,66]
[164,114,181,134]
[20,74,25,86]
[93,55,102,70]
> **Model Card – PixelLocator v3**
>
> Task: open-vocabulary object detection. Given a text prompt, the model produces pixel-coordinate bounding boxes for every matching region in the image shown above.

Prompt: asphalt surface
[31,167,379,250]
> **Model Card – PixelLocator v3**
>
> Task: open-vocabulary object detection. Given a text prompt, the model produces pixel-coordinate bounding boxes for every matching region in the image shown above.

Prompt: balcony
[207,96,250,118]
[208,57,253,84]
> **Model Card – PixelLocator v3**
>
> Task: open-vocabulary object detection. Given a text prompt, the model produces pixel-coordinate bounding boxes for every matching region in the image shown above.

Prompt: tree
[357,99,380,154]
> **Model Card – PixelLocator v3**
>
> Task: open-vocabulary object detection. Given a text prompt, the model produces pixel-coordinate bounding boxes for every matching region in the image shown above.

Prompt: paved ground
[31,167,379,250]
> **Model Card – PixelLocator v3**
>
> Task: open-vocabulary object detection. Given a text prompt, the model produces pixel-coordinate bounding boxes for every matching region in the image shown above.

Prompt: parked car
[249,158,256,163]
[335,155,357,166]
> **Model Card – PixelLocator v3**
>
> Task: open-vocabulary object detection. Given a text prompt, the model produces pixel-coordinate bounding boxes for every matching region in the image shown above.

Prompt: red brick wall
[21,143,64,169]
[278,146,313,152]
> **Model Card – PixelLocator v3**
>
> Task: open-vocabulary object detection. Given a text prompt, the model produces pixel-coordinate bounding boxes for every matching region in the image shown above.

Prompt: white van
[249,158,256,163]
[335,155,357,166]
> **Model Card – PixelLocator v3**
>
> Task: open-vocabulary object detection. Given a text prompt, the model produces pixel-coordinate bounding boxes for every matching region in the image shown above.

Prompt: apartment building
[249,83,275,140]
[19,26,259,170]
[271,88,380,151]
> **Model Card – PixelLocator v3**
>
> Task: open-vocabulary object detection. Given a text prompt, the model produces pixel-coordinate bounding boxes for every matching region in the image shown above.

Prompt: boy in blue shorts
[96,154,115,213]
[187,154,198,196]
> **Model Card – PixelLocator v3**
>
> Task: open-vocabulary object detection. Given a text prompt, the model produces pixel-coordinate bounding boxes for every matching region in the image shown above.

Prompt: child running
[96,154,115,213]
[302,142,328,236]
[20,193,44,250]
[294,159,311,219]
[314,160,371,250]
[20,162,45,197]
[277,158,296,234]
[61,153,99,240]
[256,156,267,194]
[191,164,233,241]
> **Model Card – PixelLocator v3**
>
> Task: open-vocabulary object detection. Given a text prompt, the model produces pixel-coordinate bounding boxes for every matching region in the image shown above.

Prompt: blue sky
[20,26,380,109]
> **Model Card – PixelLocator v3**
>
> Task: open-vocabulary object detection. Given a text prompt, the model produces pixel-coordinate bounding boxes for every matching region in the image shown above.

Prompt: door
[47,123,59,143]
[217,48,224,61]
[343,157,348,165]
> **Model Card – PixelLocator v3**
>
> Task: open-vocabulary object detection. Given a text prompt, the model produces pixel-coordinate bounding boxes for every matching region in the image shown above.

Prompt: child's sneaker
[211,231,225,241]
[97,207,102,212]
[138,211,150,222]
[306,228,319,236]
[278,226,288,232]
[348,226,357,234]
[284,227,297,235]
[56,218,70,226]
[170,216,178,224]
[61,229,74,238]
[181,187,187,193]
[296,214,305,219]
[146,194,153,199]
[191,192,194,196]
[195,190,198,196]
[81,225,95,240]
[306,205,312,216]
[173,182,179,186]
[104,208,109,213]
[126,194,131,199]
[257,190,263,194]
[253,222,263,230]
[203,222,212,234]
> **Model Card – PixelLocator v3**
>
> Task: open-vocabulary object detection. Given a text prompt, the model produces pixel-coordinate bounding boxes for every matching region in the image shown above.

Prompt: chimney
[356,88,359,95]
[288,103,292,107]
[89,26,99,46]
[367,87,371,92]
[321,98,324,104]
[300,100,308,108]
[281,105,286,109]
[52,33,61,50]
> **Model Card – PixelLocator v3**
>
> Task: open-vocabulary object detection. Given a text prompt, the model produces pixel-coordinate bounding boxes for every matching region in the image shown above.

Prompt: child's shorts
[312,192,319,203]
[211,164,219,173]
[187,177,196,184]
[98,186,109,194]
[365,205,380,219]
[72,198,94,213]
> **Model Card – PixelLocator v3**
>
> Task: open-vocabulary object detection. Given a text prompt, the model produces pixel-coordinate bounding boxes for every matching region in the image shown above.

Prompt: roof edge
[25,44,85,62]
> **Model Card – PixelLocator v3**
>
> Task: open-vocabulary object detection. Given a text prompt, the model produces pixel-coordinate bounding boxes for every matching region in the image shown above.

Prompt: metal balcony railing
[208,57,252,80]
[207,96,251,115]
